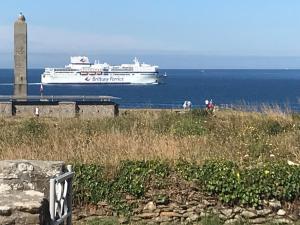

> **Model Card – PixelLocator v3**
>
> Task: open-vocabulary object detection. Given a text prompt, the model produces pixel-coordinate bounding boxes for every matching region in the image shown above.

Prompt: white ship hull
[41,72,160,84]
[41,56,161,85]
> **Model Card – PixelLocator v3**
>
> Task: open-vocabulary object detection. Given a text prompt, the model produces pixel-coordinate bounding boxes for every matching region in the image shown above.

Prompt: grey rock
[153,209,161,213]
[17,163,28,172]
[0,206,12,216]
[0,160,64,194]
[234,215,242,220]
[159,211,181,217]
[24,214,40,224]
[202,199,216,206]
[188,213,200,221]
[168,202,179,210]
[138,212,159,219]
[269,200,282,210]
[155,216,173,223]
[182,212,189,218]
[272,218,293,224]
[185,214,200,223]
[131,216,142,221]
[220,208,233,218]
[160,221,173,225]
[0,160,66,225]
[277,209,286,216]
[187,206,196,212]
[196,203,206,209]
[256,208,272,216]
[143,201,156,212]
[186,201,199,206]
[0,184,11,194]
[241,210,257,219]
[218,213,229,220]
[224,218,239,224]
[0,216,16,225]
[250,217,270,224]
[233,206,243,213]
[175,209,187,214]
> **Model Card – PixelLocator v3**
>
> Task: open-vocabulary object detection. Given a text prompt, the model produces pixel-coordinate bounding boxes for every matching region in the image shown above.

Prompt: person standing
[40,83,44,97]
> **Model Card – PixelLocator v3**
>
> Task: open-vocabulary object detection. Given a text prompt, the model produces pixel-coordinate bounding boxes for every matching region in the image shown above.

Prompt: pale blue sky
[1,0,300,68]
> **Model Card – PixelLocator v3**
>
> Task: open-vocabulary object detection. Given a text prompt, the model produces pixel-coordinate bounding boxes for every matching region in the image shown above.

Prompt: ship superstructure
[41,56,160,84]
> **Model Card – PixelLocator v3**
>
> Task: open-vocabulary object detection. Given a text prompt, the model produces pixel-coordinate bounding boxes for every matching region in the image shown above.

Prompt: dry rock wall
[74,173,300,225]
[76,196,300,225]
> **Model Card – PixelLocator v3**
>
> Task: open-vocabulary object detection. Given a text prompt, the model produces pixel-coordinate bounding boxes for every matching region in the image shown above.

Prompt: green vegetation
[0,108,299,221]
[73,160,300,214]
[73,161,169,215]
[177,160,300,207]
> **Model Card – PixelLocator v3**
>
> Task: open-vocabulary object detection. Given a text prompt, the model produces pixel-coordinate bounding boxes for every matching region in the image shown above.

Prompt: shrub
[173,115,206,136]
[112,160,169,198]
[73,164,108,205]
[260,119,286,136]
[73,160,300,211]
[73,160,170,215]
[17,118,47,139]
[177,160,300,207]
[153,112,179,134]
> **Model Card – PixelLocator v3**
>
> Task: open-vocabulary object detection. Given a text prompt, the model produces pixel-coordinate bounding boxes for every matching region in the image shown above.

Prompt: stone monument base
[0,160,65,225]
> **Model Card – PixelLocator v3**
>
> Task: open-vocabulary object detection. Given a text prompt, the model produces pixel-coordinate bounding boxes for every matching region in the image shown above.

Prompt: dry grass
[0,108,299,168]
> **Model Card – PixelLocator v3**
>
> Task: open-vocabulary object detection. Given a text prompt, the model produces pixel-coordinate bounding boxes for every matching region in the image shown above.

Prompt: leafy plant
[177,160,300,207]
[73,163,108,205]
[73,158,300,213]
[73,160,170,215]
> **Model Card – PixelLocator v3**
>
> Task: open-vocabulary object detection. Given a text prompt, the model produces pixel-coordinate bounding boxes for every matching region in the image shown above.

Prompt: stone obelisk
[14,13,28,99]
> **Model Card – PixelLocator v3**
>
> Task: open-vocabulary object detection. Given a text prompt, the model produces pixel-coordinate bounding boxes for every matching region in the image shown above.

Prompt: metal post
[49,178,55,221]
[67,165,73,225]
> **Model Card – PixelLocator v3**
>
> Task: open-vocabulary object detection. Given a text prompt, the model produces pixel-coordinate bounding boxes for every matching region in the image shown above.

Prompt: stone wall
[0,160,65,225]
[76,199,299,225]
[0,101,118,118]
[74,176,300,225]
[13,103,60,118]
[77,102,118,118]
[0,102,12,117]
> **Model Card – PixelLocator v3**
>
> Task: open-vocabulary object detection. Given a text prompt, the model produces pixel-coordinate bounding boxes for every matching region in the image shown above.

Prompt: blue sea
[0,69,299,111]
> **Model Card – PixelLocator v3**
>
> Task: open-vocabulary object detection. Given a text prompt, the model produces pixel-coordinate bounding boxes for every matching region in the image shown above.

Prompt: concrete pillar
[14,13,28,99]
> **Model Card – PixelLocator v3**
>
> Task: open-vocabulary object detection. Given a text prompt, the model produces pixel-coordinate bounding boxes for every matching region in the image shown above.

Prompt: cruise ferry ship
[41,56,161,84]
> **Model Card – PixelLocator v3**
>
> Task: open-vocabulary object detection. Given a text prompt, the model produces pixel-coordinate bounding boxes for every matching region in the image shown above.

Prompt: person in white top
[183,101,192,110]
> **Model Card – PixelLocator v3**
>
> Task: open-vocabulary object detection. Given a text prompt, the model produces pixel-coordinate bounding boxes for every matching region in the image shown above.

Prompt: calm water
[0,69,299,111]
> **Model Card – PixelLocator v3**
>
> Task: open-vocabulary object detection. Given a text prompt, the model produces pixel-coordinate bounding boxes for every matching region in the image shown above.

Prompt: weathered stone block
[59,102,76,118]
[0,160,64,194]
[0,102,12,117]
[77,103,118,118]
